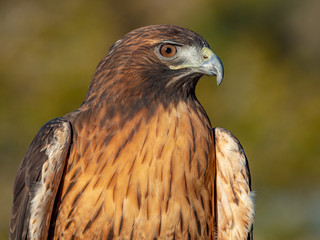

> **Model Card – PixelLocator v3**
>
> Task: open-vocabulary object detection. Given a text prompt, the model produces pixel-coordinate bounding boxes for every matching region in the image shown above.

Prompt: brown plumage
[10,25,254,239]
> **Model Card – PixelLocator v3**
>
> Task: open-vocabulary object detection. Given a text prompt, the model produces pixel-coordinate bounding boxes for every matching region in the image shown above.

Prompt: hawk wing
[214,127,254,240]
[10,118,72,240]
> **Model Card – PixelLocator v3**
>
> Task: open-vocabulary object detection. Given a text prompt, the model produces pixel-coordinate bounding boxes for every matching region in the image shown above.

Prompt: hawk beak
[199,47,224,86]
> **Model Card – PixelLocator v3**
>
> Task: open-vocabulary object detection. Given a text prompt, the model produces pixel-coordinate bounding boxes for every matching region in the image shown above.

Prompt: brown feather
[52,102,214,239]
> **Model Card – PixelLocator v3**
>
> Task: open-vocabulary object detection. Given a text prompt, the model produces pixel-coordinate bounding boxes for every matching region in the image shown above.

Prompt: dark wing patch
[10,117,72,240]
[214,127,254,240]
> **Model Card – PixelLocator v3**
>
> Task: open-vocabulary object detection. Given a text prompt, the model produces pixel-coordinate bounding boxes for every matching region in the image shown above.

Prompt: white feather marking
[29,122,70,240]
[215,127,254,240]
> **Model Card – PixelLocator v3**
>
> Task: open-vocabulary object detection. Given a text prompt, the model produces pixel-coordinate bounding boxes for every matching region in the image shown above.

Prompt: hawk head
[83,25,223,112]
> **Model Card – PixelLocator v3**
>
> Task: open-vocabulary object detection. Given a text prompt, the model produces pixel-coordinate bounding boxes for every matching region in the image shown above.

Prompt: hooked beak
[198,47,224,86]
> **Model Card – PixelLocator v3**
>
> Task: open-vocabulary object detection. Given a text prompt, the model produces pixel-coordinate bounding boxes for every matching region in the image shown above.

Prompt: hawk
[10,25,254,239]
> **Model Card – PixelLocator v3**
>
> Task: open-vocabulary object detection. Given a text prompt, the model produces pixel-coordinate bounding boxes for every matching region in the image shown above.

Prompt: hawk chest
[53,103,215,239]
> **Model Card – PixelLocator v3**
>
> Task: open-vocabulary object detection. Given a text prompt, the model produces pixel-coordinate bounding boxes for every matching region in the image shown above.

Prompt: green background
[1,0,319,239]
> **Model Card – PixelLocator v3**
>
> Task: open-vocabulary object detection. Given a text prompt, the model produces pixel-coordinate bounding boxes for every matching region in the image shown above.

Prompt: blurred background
[1,0,319,239]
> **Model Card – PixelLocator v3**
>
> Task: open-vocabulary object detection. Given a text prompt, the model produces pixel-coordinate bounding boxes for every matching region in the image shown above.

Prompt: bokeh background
[1,0,319,239]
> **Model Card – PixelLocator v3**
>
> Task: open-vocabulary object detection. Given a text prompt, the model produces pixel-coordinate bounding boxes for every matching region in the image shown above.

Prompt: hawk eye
[159,44,177,58]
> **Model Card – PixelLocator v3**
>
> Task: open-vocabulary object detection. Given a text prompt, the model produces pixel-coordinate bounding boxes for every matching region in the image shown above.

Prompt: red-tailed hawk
[10,25,254,239]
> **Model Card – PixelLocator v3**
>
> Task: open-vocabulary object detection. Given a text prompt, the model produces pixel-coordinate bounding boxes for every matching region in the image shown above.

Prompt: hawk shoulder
[10,117,72,240]
[214,127,254,240]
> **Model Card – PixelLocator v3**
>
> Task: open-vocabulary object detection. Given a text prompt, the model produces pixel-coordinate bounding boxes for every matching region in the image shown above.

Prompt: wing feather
[214,127,254,240]
[10,117,72,240]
